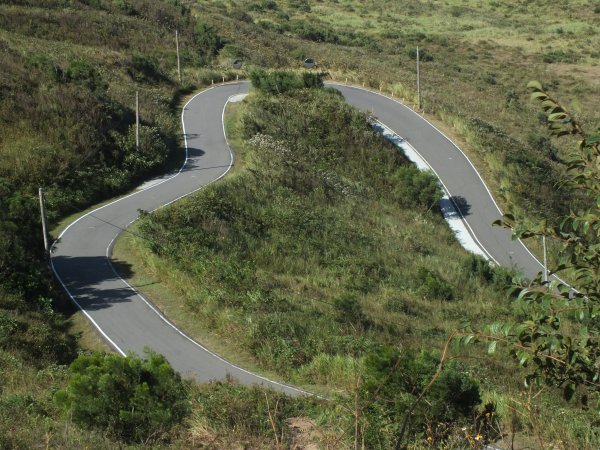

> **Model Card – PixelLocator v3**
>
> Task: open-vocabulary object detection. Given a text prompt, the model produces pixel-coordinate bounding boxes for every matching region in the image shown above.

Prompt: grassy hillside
[1,0,598,447]
[0,1,290,447]
[190,0,599,225]
[120,75,597,448]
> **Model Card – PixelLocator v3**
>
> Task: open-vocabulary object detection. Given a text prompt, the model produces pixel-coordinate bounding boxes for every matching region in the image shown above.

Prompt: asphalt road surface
[330,83,546,279]
[52,82,307,395]
[51,81,545,394]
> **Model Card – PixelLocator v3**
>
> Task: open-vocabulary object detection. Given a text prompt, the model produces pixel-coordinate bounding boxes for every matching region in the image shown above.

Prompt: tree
[56,349,191,444]
[459,81,600,405]
[194,21,224,58]
[361,346,482,447]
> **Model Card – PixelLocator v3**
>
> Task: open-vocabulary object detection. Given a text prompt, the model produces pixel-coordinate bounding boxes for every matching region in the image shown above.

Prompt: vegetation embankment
[0,0,242,447]
[2,0,598,447]
[189,0,599,263]
[119,72,596,447]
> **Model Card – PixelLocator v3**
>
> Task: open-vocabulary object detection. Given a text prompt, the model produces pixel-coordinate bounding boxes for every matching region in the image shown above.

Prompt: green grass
[193,0,599,225]
[118,80,599,447]
[119,82,531,445]
[2,0,598,447]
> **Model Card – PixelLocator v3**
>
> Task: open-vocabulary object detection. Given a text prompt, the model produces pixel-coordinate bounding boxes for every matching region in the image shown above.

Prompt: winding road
[51,81,546,394]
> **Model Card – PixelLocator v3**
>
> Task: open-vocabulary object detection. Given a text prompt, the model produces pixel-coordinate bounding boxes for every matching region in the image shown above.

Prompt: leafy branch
[460,81,600,405]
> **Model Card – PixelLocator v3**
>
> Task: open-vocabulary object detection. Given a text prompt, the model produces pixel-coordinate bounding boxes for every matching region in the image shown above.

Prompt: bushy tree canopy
[460,81,600,407]
[56,349,190,444]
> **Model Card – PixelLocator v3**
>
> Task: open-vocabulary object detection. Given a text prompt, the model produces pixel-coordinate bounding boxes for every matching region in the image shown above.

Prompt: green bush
[408,47,434,61]
[126,52,164,82]
[416,267,454,300]
[65,59,105,91]
[362,347,482,445]
[542,50,580,64]
[462,254,513,289]
[116,125,169,177]
[392,165,442,210]
[55,350,190,444]
[194,21,225,58]
[249,69,325,94]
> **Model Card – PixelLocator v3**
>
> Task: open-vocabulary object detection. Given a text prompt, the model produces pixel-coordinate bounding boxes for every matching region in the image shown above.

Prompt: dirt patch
[288,417,323,450]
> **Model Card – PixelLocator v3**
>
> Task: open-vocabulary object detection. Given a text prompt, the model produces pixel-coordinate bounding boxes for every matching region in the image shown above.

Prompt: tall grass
[132,84,512,387]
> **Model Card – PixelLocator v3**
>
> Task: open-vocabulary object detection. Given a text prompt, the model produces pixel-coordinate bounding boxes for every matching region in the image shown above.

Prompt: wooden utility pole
[38,187,49,255]
[542,235,548,282]
[135,90,139,150]
[175,29,181,83]
[416,46,421,110]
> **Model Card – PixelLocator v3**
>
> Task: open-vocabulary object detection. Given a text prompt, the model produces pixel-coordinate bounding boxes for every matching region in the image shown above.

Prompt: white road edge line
[50,81,309,396]
[329,82,555,277]
[375,121,499,265]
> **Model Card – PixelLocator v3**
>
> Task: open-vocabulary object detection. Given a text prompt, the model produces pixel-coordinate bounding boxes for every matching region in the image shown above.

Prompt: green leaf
[527,80,543,90]
[487,340,497,355]
[531,92,548,101]
[548,112,568,121]
[585,133,600,145]
[563,383,576,401]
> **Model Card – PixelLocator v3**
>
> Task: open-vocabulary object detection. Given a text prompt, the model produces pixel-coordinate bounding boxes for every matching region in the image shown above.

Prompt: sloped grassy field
[195,0,600,225]
[1,0,598,447]
[119,81,599,447]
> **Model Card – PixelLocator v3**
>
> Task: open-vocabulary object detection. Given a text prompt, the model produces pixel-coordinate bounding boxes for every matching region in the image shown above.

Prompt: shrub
[392,165,442,210]
[362,347,482,444]
[408,47,434,61]
[55,350,190,444]
[416,267,454,300]
[542,50,579,64]
[249,69,325,94]
[126,52,164,82]
[194,21,225,57]
[250,0,278,11]
[334,294,368,328]
[65,59,105,91]
[116,125,169,177]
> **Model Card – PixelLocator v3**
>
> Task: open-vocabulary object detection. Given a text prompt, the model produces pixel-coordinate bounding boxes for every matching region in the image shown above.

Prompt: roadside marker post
[175,29,181,83]
[38,187,49,256]
[416,46,421,110]
[543,235,548,282]
[135,90,139,150]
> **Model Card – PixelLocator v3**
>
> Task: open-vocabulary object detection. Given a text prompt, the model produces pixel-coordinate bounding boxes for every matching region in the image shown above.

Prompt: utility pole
[416,46,421,110]
[542,235,548,282]
[38,187,49,256]
[175,29,181,83]
[135,90,139,150]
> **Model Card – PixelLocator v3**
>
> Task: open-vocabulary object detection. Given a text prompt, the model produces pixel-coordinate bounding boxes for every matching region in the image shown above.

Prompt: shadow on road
[53,255,140,311]
[440,195,472,218]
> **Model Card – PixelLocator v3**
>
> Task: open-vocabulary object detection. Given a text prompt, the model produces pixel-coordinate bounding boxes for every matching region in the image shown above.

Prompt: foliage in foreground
[130,72,518,446]
[460,82,600,412]
[55,350,190,444]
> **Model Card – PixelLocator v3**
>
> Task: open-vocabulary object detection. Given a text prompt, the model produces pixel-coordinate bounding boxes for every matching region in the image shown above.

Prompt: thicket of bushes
[56,350,191,444]
[131,72,516,446]
[0,0,236,447]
